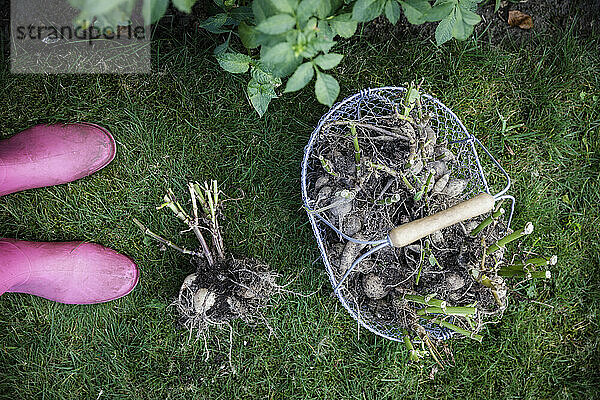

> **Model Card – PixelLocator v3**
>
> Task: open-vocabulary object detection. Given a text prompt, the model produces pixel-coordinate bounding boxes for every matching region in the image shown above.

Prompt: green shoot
[404,294,446,308]
[415,244,425,285]
[402,81,421,118]
[424,240,440,270]
[193,180,225,261]
[368,161,414,191]
[157,188,214,265]
[416,306,477,316]
[502,255,558,270]
[486,222,534,254]
[375,193,402,205]
[498,269,552,279]
[470,207,506,237]
[414,170,434,202]
[157,188,191,223]
[419,315,483,342]
[132,218,201,258]
[402,329,426,363]
[319,155,338,177]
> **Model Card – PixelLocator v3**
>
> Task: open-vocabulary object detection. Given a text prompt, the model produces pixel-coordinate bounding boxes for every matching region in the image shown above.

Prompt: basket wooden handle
[388,193,495,248]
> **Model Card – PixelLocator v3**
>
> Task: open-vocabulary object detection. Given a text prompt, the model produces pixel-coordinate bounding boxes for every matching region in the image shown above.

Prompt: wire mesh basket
[301,86,515,342]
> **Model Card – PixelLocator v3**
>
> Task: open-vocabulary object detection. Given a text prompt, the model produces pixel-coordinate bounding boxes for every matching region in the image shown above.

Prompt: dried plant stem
[162,187,215,266]
[132,218,201,257]
[187,184,215,266]
[349,123,361,171]
[323,121,411,141]
[420,315,483,342]
[193,181,225,260]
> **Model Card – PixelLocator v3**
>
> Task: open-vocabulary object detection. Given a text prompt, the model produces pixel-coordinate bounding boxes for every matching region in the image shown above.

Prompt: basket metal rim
[300,86,510,342]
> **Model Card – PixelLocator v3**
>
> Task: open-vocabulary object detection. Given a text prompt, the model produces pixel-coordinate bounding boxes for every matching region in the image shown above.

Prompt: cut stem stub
[486,222,534,254]
[498,269,551,279]
[405,294,446,308]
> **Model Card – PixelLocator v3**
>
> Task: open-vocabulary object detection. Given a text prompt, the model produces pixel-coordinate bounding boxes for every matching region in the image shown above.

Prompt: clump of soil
[177,256,279,333]
[306,91,509,339]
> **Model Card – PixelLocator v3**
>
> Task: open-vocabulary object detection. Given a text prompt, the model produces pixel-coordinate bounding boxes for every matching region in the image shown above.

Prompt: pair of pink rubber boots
[0,123,139,304]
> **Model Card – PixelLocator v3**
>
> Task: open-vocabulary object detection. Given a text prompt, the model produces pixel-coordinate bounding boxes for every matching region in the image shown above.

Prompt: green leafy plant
[70,0,484,115]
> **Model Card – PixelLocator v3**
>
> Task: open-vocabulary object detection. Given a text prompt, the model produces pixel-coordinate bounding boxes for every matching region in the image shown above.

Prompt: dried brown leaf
[508,10,534,30]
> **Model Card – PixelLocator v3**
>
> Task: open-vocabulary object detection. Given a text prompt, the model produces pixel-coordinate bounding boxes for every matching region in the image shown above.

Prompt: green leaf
[317,19,335,42]
[306,38,335,54]
[255,31,288,48]
[199,13,230,34]
[252,0,280,23]
[284,62,315,92]
[272,0,297,14]
[70,0,135,27]
[315,71,340,106]
[428,253,437,266]
[461,0,483,12]
[142,0,168,24]
[172,0,197,13]
[399,0,432,24]
[330,13,358,38]
[423,1,455,22]
[458,2,481,25]
[213,40,229,55]
[69,0,129,16]
[261,42,300,77]
[229,6,254,22]
[256,14,296,35]
[314,53,343,69]
[297,0,332,22]
[452,6,474,40]
[384,0,401,24]
[216,52,252,73]
[247,78,278,117]
[435,8,455,45]
[251,63,282,86]
[352,0,386,22]
[303,17,318,31]
[300,47,318,59]
[239,22,258,48]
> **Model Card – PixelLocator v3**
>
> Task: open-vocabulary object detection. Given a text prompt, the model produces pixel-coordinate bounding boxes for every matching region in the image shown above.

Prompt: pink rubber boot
[0,239,139,304]
[0,123,116,196]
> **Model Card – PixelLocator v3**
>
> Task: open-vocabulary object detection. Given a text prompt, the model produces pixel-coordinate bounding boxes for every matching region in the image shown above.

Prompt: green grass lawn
[0,21,599,399]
